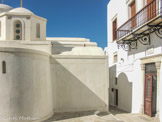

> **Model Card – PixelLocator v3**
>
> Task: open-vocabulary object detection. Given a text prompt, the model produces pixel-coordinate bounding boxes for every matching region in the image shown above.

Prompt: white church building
[106,0,162,121]
[0,3,109,122]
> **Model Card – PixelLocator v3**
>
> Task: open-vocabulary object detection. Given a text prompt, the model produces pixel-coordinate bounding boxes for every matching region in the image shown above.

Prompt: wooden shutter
[130,1,136,28]
[112,18,117,41]
[147,0,156,21]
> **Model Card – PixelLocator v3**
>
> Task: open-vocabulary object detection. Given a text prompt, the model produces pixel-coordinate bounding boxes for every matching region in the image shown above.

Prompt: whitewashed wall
[51,56,109,113]
[160,62,162,122]
[0,48,53,122]
[107,0,162,115]
[1,14,46,41]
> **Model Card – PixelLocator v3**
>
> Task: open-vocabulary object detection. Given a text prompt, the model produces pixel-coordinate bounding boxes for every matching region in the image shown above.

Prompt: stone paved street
[44,106,156,122]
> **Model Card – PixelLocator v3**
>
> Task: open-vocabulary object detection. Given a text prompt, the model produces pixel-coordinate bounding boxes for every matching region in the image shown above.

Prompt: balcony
[117,0,162,50]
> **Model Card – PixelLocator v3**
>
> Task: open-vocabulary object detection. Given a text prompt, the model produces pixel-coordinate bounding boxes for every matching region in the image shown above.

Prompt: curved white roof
[0,4,12,12]
[9,7,34,14]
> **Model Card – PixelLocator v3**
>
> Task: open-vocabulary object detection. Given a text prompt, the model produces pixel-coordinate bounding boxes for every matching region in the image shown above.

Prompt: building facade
[106,0,162,121]
[0,4,109,122]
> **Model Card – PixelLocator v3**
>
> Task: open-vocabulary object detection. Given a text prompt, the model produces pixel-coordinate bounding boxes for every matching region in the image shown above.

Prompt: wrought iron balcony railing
[117,0,162,40]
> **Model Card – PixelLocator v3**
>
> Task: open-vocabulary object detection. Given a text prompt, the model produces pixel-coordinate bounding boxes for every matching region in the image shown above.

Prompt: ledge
[0,47,50,56]
[51,55,108,59]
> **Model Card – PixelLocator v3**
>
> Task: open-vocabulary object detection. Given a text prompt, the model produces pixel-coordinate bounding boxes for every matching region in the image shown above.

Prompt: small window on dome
[2,61,6,74]
[14,20,22,40]
[36,23,40,38]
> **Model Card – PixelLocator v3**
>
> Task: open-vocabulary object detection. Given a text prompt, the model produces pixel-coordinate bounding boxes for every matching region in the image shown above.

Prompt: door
[152,75,157,116]
[147,0,156,21]
[130,1,136,28]
[144,63,157,117]
[114,89,118,106]
[144,74,153,116]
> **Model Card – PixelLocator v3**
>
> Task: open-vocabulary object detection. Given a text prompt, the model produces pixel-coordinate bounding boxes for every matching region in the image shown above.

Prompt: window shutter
[112,19,117,41]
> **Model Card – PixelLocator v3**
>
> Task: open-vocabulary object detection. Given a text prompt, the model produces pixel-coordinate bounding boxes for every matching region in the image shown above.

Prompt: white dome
[9,7,34,14]
[0,4,12,12]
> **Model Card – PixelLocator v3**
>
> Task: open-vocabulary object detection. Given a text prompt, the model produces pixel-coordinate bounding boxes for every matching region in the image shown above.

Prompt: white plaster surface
[0,49,53,122]
[0,4,109,122]
[106,0,162,121]
[51,57,108,113]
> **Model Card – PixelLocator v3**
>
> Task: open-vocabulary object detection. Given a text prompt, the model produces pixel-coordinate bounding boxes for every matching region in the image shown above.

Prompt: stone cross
[21,0,23,7]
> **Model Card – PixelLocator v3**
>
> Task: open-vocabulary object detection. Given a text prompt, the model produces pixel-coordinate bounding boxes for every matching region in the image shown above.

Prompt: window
[2,61,6,74]
[36,23,40,38]
[113,52,118,63]
[111,88,114,92]
[112,18,117,41]
[14,20,22,40]
[115,77,118,85]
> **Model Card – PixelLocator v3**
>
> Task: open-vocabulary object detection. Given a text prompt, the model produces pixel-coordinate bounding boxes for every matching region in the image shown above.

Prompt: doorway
[144,63,157,117]
[114,89,118,106]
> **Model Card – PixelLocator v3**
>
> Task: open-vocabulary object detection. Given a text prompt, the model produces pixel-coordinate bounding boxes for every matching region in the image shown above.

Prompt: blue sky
[5,0,109,49]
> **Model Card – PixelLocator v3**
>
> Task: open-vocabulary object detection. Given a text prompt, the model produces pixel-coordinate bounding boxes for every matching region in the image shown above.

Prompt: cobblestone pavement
[44,106,155,122]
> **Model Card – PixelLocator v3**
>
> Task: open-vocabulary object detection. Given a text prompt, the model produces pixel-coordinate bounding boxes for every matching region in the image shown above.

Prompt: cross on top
[1,0,23,7]
[21,0,23,7]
